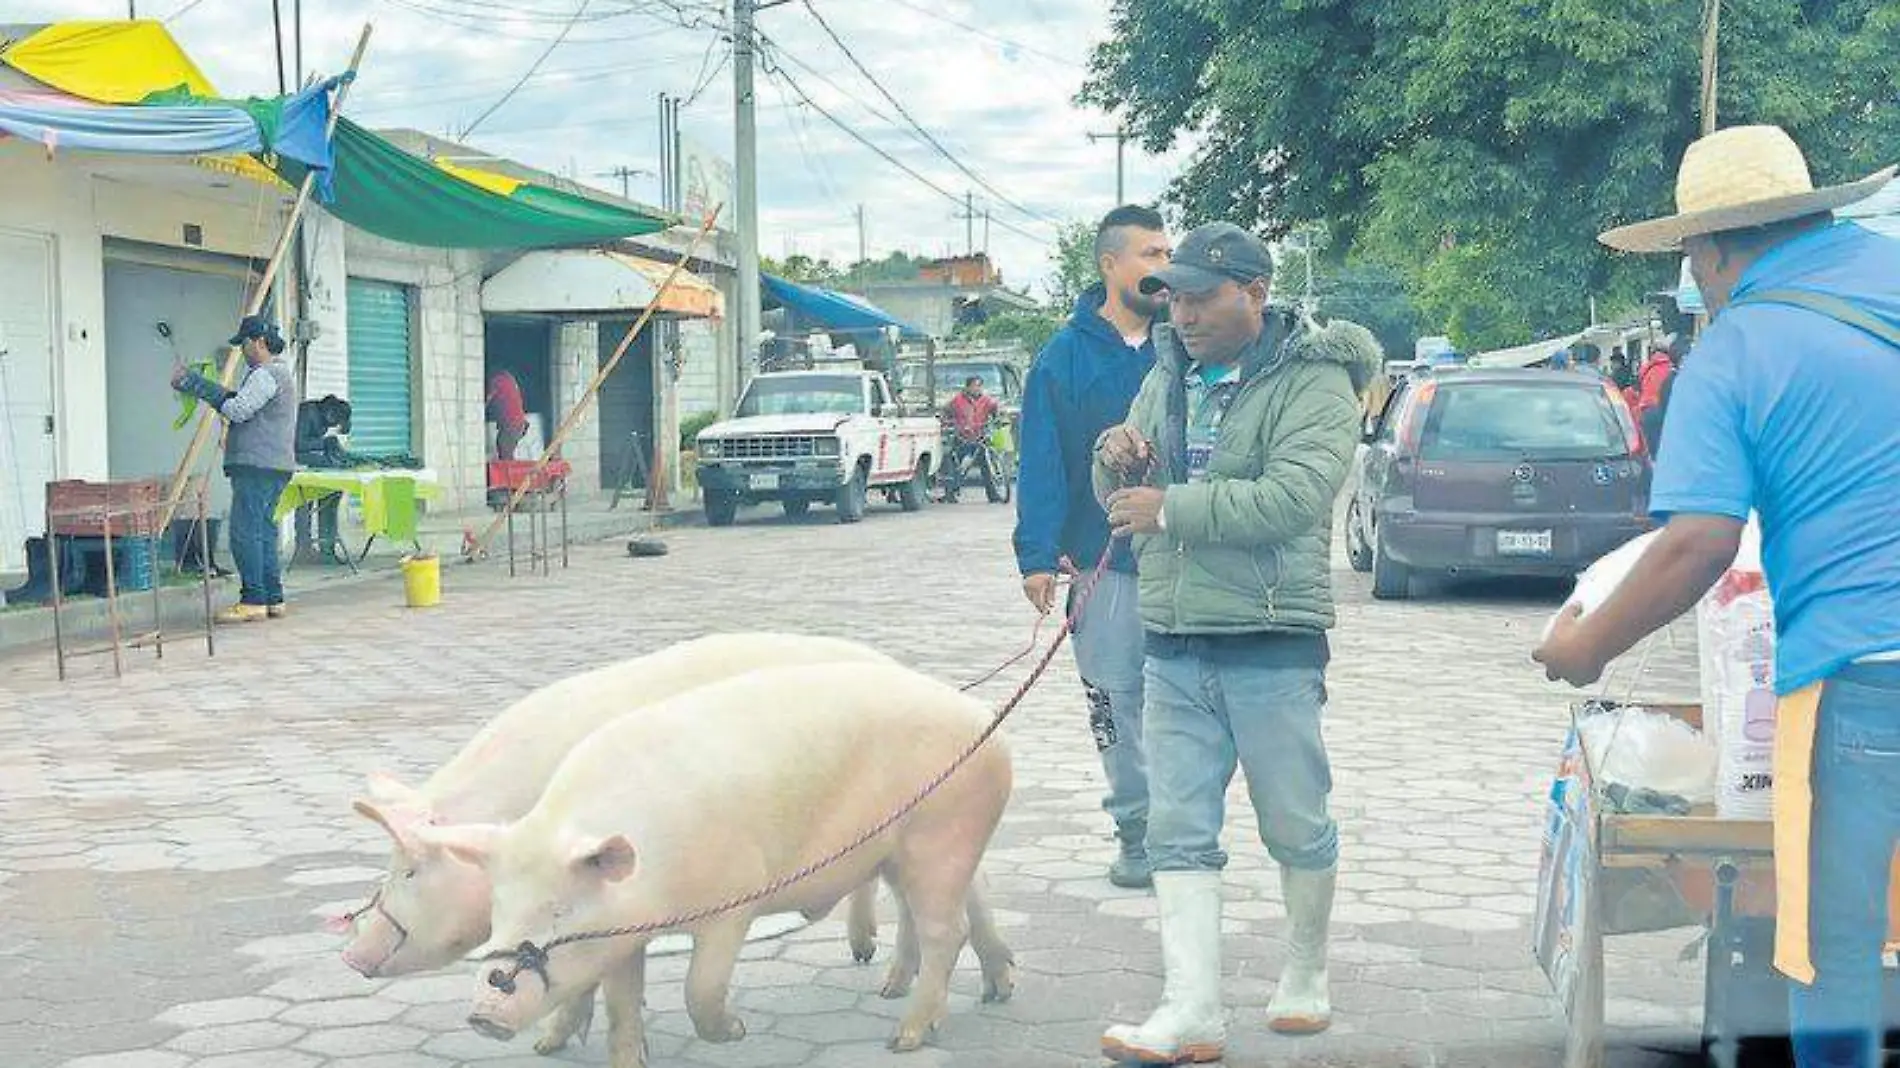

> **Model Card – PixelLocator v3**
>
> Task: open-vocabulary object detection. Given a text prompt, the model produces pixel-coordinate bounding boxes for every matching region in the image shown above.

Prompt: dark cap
[1139,222,1274,296]
[229,314,285,349]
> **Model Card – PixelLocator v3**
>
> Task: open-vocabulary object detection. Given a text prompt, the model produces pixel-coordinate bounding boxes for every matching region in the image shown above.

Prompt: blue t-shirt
[1651,221,1900,694]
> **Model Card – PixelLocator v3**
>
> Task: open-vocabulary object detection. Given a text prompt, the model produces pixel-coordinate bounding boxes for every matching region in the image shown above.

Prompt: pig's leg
[684,915,750,1043]
[847,879,878,963]
[879,876,921,999]
[533,982,598,1054]
[603,947,649,1068]
[886,865,972,1052]
[964,886,1015,1004]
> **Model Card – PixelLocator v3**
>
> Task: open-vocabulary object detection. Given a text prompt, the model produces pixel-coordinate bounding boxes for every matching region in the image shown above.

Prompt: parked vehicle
[695,369,940,526]
[1346,367,1652,600]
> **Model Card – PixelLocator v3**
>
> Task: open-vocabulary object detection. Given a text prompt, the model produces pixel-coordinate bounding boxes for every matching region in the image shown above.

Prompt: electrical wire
[163,0,214,22]
[873,0,1084,71]
[682,32,730,107]
[459,0,594,139]
[756,39,1051,245]
[797,0,1058,227]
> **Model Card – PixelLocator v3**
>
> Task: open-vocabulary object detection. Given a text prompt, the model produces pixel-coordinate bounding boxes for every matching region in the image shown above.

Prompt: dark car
[1346,367,1652,600]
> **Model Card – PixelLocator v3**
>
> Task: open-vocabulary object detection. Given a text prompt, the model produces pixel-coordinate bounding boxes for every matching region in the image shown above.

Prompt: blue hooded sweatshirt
[1651,220,1900,693]
[1012,284,1155,576]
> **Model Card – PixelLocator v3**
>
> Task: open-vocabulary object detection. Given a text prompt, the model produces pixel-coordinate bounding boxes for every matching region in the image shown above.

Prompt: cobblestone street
[0,502,1710,1068]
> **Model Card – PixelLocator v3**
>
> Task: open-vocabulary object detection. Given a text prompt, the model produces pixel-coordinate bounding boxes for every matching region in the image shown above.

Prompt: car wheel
[781,498,811,519]
[898,463,929,512]
[1370,528,1411,601]
[705,490,739,528]
[1345,500,1374,573]
[836,463,869,524]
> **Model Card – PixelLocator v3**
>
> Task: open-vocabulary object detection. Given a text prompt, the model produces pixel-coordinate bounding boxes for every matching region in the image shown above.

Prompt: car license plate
[748,473,780,491]
[1497,529,1553,556]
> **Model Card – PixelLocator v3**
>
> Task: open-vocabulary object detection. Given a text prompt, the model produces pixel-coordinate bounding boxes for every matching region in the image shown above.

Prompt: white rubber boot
[1266,864,1335,1035]
[1101,871,1226,1064]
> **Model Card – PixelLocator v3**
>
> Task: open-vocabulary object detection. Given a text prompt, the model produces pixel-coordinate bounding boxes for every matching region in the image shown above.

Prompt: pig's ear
[413,822,501,869]
[352,798,428,854]
[571,834,638,883]
[364,771,424,805]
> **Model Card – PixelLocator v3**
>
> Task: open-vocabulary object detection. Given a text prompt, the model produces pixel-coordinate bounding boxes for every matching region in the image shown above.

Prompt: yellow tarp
[0,20,283,188]
[433,157,524,198]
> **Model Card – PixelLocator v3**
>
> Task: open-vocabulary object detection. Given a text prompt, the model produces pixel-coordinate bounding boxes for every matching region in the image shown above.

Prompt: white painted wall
[555,320,602,495]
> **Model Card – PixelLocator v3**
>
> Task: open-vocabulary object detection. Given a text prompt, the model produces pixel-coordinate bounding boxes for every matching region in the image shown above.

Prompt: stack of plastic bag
[1698,518,1776,819]
[1541,529,1663,644]
[1577,704,1717,806]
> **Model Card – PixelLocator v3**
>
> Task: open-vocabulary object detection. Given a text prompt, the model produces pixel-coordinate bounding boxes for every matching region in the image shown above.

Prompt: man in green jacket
[1092,223,1379,1065]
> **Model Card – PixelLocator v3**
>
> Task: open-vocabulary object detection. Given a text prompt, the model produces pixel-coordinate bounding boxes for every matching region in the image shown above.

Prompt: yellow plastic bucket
[401,553,441,608]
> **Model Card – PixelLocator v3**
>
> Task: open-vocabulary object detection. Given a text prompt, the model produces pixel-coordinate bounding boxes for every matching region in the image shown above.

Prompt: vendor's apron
[1771,682,1900,983]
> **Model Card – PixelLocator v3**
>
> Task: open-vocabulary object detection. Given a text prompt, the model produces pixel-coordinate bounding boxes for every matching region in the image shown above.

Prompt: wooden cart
[1540,700,1780,1068]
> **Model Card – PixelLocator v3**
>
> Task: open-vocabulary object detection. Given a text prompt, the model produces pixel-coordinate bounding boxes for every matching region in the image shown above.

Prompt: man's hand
[1532,604,1609,687]
[1096,424,1151,476]
[1107,486,1166,537]
[1022,573,1058,616]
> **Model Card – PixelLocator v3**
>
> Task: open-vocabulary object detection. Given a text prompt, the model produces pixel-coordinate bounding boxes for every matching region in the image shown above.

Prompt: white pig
[337,632,896,1053]
[420,660,1015,1067]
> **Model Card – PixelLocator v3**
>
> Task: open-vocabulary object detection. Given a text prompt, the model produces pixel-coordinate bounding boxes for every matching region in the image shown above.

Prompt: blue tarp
[0,76,342,198]
[761,272,927,340]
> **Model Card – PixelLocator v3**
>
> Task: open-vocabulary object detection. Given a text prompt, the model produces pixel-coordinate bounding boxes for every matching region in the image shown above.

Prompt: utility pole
[294,0,303,84]
[983,210,991,261]
[734,0,762,376]
[853,204,867,284]
[271,0,288,94]
[128,0,136,17]
[597,166,650,200]
[1699,0,1721,136]
[957,191,978,256]
[1087,130,1128,204]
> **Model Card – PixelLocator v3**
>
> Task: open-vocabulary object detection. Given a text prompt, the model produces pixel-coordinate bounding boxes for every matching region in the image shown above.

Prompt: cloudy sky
[25,0,1193,297]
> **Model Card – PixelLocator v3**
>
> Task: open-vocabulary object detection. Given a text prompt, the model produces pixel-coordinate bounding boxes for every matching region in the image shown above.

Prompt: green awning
[271,117,672,249]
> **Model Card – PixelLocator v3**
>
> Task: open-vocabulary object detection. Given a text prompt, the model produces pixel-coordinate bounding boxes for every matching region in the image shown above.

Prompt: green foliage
[761,253,843,286]
[955,312,1063,357]
[679,410,721,451]
[1083,0,1900,351]
[1046,221,1100,310]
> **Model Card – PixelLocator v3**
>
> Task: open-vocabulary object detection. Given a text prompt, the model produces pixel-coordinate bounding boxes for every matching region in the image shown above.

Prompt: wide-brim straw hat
[1599,125,1895,253]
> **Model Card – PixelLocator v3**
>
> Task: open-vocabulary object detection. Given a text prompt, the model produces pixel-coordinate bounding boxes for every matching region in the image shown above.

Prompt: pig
[419,660,1015,1067]
[337,632,898,1054]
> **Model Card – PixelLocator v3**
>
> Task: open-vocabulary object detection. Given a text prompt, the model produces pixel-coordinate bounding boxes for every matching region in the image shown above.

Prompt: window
[734,374,865,417]
[1419,383,1627,461]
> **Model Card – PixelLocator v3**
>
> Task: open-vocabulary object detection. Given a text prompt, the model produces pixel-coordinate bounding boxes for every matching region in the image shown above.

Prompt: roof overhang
[481,248,724,319]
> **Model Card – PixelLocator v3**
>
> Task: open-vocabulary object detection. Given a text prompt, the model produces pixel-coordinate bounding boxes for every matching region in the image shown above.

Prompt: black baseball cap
[229,314,285,351]
[1140,222,1274,296]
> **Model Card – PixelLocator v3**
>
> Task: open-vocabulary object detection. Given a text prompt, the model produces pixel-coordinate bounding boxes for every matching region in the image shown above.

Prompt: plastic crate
[73,536,156,595]
[487,459,571,492]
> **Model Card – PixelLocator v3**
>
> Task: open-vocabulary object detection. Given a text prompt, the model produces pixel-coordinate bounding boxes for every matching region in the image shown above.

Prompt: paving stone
[153,997,287,1029]
[162,1020,305,1056]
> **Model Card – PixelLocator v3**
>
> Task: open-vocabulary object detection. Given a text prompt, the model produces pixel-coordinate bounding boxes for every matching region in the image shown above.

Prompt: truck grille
[723,436,820,459]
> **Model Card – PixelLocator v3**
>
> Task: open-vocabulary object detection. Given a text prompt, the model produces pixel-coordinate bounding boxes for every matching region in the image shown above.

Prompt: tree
[955,311,1064,358]
[1046,221,1099,311]
[1083,0,1900,351]
[761,253,843,286]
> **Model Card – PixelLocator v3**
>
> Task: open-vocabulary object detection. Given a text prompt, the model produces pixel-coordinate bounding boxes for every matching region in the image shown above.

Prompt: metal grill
[722,436,820,459]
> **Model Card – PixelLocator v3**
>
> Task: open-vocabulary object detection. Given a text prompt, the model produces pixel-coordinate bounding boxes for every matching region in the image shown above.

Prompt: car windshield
[898,364,1006,396]
[1420,383,1626,461]
[734,374,863,417]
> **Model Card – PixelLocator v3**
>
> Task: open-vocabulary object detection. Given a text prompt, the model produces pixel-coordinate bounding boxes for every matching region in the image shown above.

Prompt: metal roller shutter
[345,278,413,455]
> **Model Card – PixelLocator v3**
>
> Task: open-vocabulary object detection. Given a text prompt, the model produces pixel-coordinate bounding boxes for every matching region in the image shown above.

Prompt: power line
[874,0,1083,71]
[163,0,213,22]
[756,42,1051,246]
[460,0,593,138]
[683,32,730,106]
[797,0,1058,227]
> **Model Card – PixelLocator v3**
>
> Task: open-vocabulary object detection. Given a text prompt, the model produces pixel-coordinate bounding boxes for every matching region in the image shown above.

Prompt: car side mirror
[870,403,884,418]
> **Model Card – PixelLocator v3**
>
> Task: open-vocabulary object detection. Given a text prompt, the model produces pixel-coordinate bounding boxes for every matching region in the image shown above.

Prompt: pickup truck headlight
[698,439,723,459]
[813,437,842,457]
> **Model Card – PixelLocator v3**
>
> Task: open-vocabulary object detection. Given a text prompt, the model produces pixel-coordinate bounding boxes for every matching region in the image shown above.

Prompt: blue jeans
[1069,569,1148,837]
[1792,662,1900,1068]
[228,468,291,606]
[1143,643,1338,872]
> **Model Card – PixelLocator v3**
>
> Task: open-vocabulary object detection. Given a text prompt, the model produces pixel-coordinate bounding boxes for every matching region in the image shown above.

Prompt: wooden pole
[464,208,722,561]
[157,23,373,533]
[1699,0,1721,137]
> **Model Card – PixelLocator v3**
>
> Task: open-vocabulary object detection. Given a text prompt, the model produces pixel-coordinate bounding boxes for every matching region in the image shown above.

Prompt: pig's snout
[468,1013,517,1042]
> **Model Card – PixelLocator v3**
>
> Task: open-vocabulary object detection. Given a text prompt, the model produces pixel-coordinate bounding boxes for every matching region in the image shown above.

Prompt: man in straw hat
[1535,124,1900,1068]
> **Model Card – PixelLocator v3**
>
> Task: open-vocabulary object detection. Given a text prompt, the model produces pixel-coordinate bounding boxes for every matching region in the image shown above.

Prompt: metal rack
[47,482,215,680]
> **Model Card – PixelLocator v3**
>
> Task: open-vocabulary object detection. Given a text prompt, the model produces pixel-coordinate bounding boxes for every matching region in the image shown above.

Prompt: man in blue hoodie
[1014,204,1172,888]
[1536,125,1900,1068]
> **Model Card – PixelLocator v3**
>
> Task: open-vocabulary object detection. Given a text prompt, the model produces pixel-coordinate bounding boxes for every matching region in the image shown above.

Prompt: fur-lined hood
[1153,306,1383,395]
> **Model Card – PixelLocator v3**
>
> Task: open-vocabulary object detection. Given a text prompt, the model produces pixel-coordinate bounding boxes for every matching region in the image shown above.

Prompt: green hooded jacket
[1092,307,1382,636]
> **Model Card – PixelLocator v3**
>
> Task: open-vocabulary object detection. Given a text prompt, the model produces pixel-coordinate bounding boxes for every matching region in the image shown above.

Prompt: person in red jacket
[1635,340,1680,454]
[486,370,529,460]
[944,376,1001,501]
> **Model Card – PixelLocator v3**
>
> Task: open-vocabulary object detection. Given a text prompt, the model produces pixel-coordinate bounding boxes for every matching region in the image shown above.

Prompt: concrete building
[0,128,731,578]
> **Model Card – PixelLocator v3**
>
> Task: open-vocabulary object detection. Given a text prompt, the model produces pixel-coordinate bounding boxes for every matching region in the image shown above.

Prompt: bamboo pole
[157,24,374,532]
[465,207,722,561]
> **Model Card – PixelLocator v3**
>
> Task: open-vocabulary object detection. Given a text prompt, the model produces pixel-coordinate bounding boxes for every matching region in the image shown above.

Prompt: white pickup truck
[694,368,942,526]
